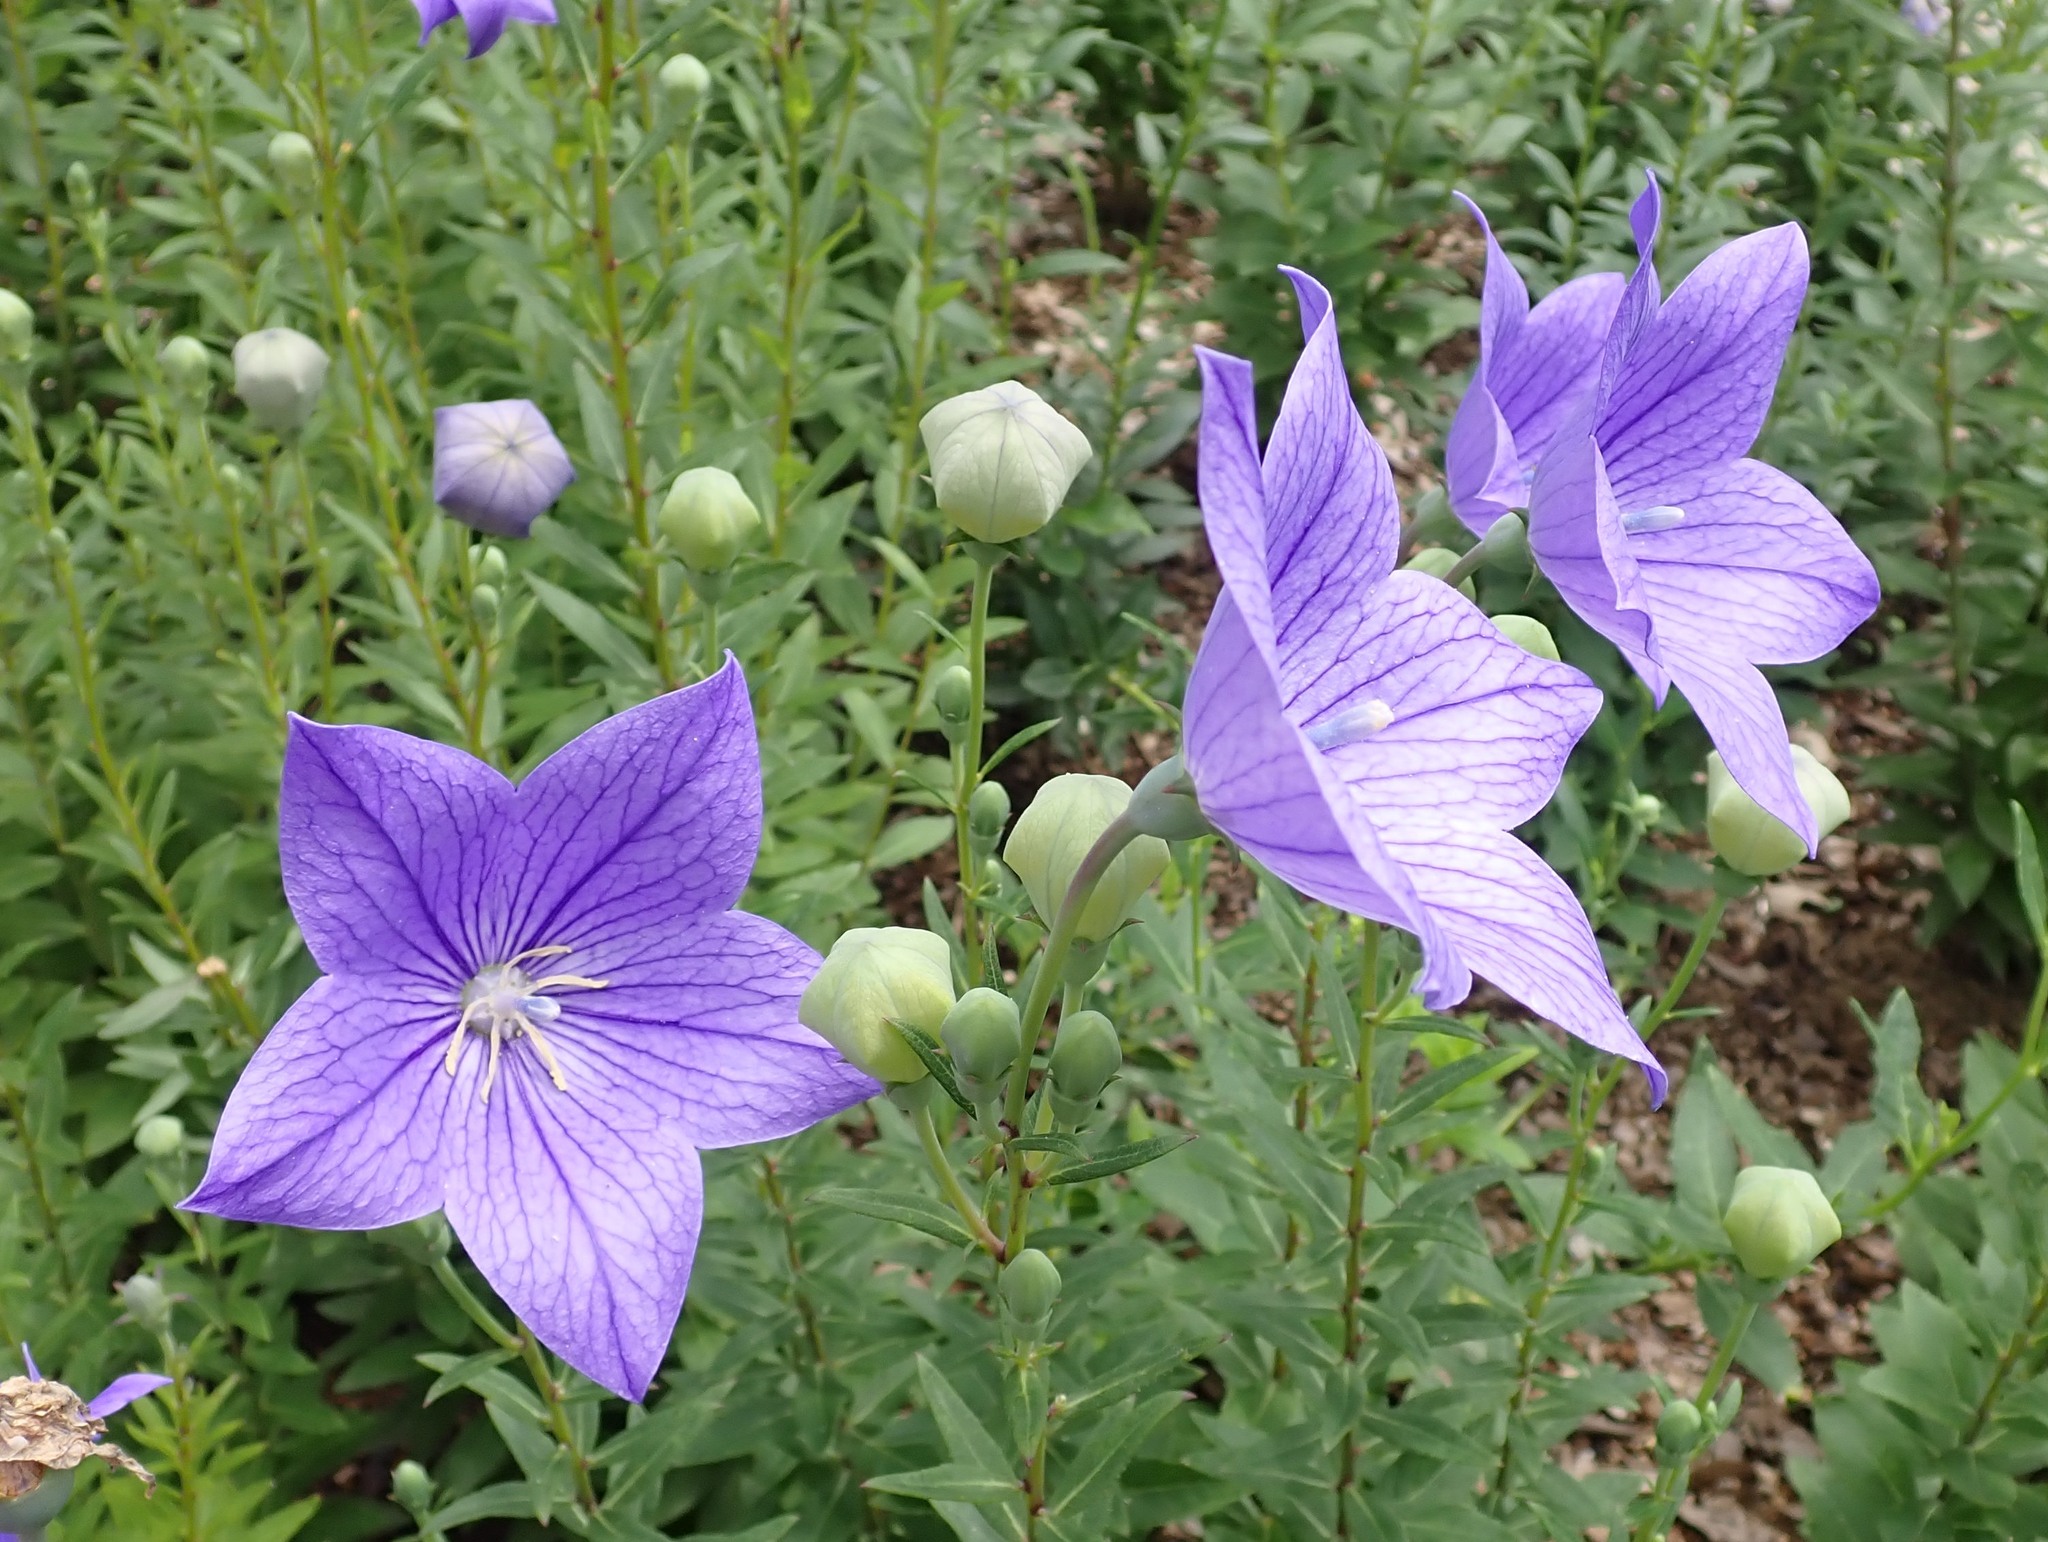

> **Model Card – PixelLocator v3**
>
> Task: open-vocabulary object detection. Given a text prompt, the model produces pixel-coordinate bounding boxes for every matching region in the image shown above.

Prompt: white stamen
[1622,504,1685,535]
[1306,699,1396,751]
[444,954,607,1101]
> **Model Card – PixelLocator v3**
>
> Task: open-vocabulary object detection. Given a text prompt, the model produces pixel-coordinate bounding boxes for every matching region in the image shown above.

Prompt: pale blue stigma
[521,995,562,1023]
[1306,699,1395,751]
[1623,504,1685,535]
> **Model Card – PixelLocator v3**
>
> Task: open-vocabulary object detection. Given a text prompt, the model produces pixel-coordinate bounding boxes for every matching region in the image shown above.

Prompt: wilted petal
[490,659,761,959]
[443,1059,703,1402]
[1657,635,1818,854]
[562,909,877,1148]
[280,716,512,985]
[433,400,575,536]
[1382,823,1666,1104]
[1630,459,1879,664]
[1296,571,1603,828]
[1527,433,1663,690]
[87,1375,173,1420]
[183,974,460,1230]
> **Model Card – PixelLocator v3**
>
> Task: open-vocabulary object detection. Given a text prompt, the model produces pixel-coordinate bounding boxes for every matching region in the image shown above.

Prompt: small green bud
[798,927,954,1084]
[1705,747,1850,877]
[232,327,330,436]
[267,131,320,201]
[1474,510,1527,567]
[477,545,509,587]
[919,381,1093,543]
[43,525,70,560]
[119,1272,173,1334]
[134,1114,184,1159]
[967,780,1011,857]
[1003,774,1169,943]
[158,336,212,406]
[1401,545,1476,599]
[999,1247,1062,1324]
[1125,754,1211,841]
[1655,1398,1702,1455]
[658,52,712,115]
[394,1212,454,1266]
[390,1459,434,1514]
[1629,792,1664,826]
[64,161,94,211]
[1049,1009,1120,1116]
[933,665,974,731]
[0,288,33,364]
[659,466,760,574]
[941,987,1020,1104]
[1722,1165,1841,1280]
[471,583,500,621]
[1489,613,1560,662]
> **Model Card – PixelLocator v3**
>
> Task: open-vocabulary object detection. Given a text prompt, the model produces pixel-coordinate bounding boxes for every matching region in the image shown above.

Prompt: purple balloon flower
[183,662,879,1401]
[1182,268,1662,1102]
[1525,175,1879,851]
[432,399,576,537]
[412,0,557,57]
[1445,193,1626,537]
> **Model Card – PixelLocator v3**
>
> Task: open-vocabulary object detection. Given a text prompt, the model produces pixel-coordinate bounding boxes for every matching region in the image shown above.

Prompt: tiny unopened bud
[999,1247,1062,1324]
[119,1273,173,1334]
[267,131,320,202]
[967,781,1010,857]
[134,1114,184,1159]
[1125,754,1211,841]
[158,336,212,406]
[1003,775,1169,943]
[919,381,1093,543]
[798,927,954,1084]
[1655,1398,1702,1456]
[42,525,70,560]
[1401,546,1476,600]
[658,52,712,115]
[1475,510,1527,567]
[1705,747,1850,877]
[660,466,760,574]
[1490,613,1560,662]
[0,288,33,364]
[232,327,330,436]
[941,987,1020,1104]
[64,162,94,211]
[933,665,974,734]
[1048,1009,1120,1122]
[477,545,508,587]
[390,1459,434,1514]
[471,583,500,621]
[1722,1165,1840,1280]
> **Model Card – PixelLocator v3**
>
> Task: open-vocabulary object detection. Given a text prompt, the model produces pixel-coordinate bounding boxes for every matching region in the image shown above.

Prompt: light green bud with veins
[0,288,34,364]
[1705,747,1850,877]
[658,53,712,114]
[967,780,1010,856]
[933,665,974,730]
[120,1273,172,1334]
[1490,613,1559,662]
[941,987,1020,1104]
[1722,1165,1841,1280]
[134,1114,184,1158]
[659,466,760,574]
[477,545,509,587]
[999,1247,1062,1323]
[798,927,954,1084]
[1003,774,1168,942]
[1049,1009,1120,1111]
[267,131,320,201]
[919,381,1094,543]
[232,327,330,436]
[1655,1398,1702,1455]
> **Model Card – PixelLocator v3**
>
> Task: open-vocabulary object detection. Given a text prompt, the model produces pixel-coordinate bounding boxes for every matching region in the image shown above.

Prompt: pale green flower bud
[1655,1398,1703,1455]
[471,583,501,622]
[1049,1009,1120,1116]
[64,162,94,211]
[919,381,1093,543]
[158,337,212,407]
[1490,613,1560,662]
[134,1114,184,1159]
[0,288,33,364]
[798,927,954,1084]
[1003,774,1168,942]
[391,1459,435,1514]
[999,1247,1061,1324]
[477,545,509,587]
[933,665,974,734]
[659,466,760,574]
[967,780,1010,858]
[1401,546,1476,599]
[658,53,712,115]
[1705,747,1850,877]
[941,987,1020,1104]
[1722,1165,1840,1280]
[119,1273,172,1334]
[1476,510,1527,567]
[267,131,320,202]
[232,327,329,436]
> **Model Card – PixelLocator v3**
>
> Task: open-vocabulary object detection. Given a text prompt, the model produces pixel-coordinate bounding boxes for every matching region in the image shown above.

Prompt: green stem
[1334,922,1385,1536]
[194,422,285,718]
[1962,1274,2048,1446]
[1936,0,1969,698]
[288,442,338,714]
[953,558,996,980]
[760,1154,830,1365]
[0,0,72,404]
[1631,1293,1761,1541]
[917,1101,1007,1258]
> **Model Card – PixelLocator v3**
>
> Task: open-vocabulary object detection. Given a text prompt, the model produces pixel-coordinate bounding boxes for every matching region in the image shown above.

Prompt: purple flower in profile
[412,0,557,57]
[183,662,879,1401]
[1445,194,1625,537]
[1525,175,1878,852]
[1182,269,1663,1101]
[432,399,575,537]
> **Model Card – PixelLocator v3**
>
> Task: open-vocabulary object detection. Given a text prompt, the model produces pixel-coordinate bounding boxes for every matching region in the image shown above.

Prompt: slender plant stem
[1936,0,1969,697]
[1961,1274,2048,1446]
[952,558,997,981]
[287,442,339,713]
[2,1082,75,1292]
[0,0,73,404]
[1630,1293,1761,1540]
[761,1154,831,1364]
[917,1102,1008,1257]
[1334,921,1385,1537]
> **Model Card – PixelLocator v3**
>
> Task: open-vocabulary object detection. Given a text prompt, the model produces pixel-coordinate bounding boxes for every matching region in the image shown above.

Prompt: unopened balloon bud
[1048,1009,1119,1123]
[471,583,500,622]
[134,1114,184,1159]
[119,1273,173,1335]
[658,53,712,118]
[232,327,330,436]
[1126,754,1212,841]
[391,1459,435,1515]
[158,336,212,408]
[1722,1165,1840,1280]
[967,780,1010,859]
[1490,613,1560,662]
[919,381,1093,543]
[64,162,94,211]
[477,544,508,587]
[660,466,760,576]
[941,987,1020,1105]
[0,288,33,365]
[999,1247,1062,1325]
[1476,510,1527,567]
[267,131,320,203]
[1003,774,1168,943]
[798,927,954,1084]
[1655,1398,1702,1456]
[1402,545,1476,600]
[1705,747,1850,877]
[1629,792,1664,826]
[934,665,974,740]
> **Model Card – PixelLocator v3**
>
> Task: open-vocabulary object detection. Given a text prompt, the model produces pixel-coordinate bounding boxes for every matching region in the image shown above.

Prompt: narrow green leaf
[1047,1131,1194,1185]
[889,1018,974,1113]
[2012,800,2046,944]
[813,1187,972,1248]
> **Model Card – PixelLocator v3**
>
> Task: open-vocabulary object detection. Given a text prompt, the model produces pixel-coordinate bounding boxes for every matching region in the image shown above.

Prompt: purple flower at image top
[412,0,557,57]
[183,662,879,1401]
[1524,174,1878,853]
[1445,194,1625,537]
[432,399,576,537]
[1182,268,1663,1102]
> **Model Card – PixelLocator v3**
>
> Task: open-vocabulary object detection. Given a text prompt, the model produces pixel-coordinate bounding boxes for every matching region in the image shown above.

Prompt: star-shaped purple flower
[1445,193,1625,537]
[1524,175,1879,851]
[1182,268,1663,1101]
[432,399,576,537]
[412,0,557,57]
[183,662,878,1401]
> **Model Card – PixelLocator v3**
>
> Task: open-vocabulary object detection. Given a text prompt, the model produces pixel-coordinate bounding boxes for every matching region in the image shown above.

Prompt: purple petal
[1452,193,1530,362]
[1296,570,1603,828]
[1657,635,1819,853]
[280,715,512,985]
[1184,595,1467,1008]
[1631,460,1878,665]
[183,974,460,1230]
[488,659,762,962]
[1596,172,1666,406]
[1598,223,1809,509]
[1263,267,1401,662]
[1380,823,1666,1104]
[87,1374,173,1420]
[558,909,878,1148]
[433,401,576,537]
[1194,345,1279,647]
[1527,433,1664,693]
[1445,379,1524,537]
[412,0,459,41]
[443,1061,704,1402]
[1488,271,1626,470]
[20,1343,39,1381]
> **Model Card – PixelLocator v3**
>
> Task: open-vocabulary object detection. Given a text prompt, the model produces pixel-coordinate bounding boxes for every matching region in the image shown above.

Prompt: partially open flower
[798,928,954,1085]
[1705,746,1849,876]
[1003,775,1168,943]
[919,381,1093,543]
[1722,1165,1840,1280]
[232,328,329,437]
[432,399,576,538]
[0,1350,170,1526]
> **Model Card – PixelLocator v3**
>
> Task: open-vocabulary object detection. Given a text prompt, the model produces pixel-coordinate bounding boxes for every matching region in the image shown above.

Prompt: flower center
[442,946,607,1104]
[1622,504,1685,536]
[1305,698,1396,751]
